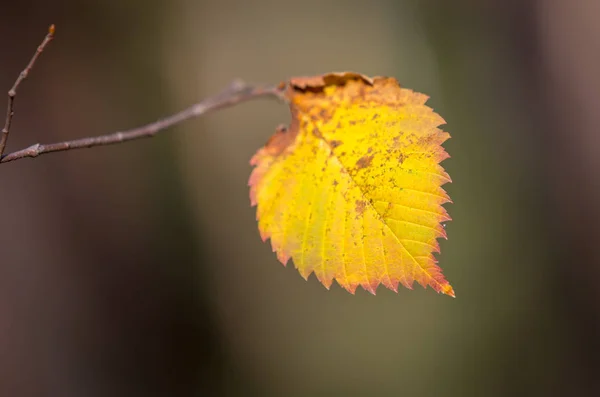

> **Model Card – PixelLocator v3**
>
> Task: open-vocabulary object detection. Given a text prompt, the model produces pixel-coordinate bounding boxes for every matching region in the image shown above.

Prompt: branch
[0,81,285,163]
[0,24,287,164]
[0,24,55,158]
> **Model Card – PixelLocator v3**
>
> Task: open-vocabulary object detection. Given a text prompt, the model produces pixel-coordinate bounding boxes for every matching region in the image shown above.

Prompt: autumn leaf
[249,72,454,297]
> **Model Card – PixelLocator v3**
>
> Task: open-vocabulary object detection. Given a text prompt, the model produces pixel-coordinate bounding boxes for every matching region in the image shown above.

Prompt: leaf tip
[338,281,359,295]
[362,282,378,295]
[298,269,311,281]
[317,275,334,290]
[259,228,269,242]
[276,250,290,266]
[442,284,456,298]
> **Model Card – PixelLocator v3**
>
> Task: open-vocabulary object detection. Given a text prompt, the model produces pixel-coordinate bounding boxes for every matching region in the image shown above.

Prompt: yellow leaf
[249,72,454,297]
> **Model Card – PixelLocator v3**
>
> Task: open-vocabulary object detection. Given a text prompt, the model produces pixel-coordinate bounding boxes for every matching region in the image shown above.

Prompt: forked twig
[0,24,55,158]
[0,26,286,164]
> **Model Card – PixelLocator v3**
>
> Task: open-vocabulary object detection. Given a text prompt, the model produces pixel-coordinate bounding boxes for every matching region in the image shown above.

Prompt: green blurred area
[1,0,596,396]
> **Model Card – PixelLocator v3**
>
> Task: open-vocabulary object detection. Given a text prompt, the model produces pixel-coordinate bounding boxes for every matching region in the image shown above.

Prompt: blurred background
[0,0,598,396]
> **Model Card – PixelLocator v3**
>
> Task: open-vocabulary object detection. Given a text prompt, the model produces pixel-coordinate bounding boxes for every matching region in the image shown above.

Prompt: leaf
[249,72,454,297]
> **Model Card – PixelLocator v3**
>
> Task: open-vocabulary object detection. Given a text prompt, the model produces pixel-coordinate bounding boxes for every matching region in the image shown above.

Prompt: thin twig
[0,80,285,163]
[0,24,55,158]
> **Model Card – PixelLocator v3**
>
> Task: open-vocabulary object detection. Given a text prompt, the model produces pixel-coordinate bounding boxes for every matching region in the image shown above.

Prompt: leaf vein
[374,199,446,218]
[385,217,441,234]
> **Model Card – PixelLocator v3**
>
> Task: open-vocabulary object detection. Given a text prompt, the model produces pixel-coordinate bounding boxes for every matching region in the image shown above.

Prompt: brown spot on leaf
[417,134,436,147]
[258,124,295,158]
[381,201,393,218]
[312,127,324,139]
[289,72,373,91]
[330,140,343,149]
[355,199,367,215]
[398,152,406,164]
[356,154,374,169]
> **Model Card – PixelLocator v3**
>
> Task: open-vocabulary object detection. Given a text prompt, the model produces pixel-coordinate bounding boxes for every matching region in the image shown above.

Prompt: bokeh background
[1,0,598,396]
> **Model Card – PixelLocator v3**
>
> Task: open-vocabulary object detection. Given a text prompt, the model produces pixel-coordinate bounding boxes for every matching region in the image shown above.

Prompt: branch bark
[0,24,55,158]
[1,81,284,163]
[0,26,286,164]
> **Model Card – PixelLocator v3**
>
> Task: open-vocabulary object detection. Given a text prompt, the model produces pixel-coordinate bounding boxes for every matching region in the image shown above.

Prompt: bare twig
[0,24,55,158]
[0,25,286,164]
[0,80,285,163]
